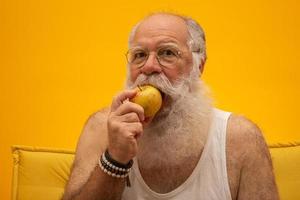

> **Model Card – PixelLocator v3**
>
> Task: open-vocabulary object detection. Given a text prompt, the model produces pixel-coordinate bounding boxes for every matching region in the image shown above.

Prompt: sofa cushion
[11,146,74,200]
[11,143,300,200]
[269,142,300,200]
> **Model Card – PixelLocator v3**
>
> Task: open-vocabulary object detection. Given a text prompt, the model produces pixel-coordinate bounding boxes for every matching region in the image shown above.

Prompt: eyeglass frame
[125,45,201,69]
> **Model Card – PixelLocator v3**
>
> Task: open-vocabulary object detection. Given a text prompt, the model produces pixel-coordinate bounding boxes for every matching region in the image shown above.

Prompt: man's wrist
[105,149,133,169]
[99,149,133,187]
[107,147,132,165]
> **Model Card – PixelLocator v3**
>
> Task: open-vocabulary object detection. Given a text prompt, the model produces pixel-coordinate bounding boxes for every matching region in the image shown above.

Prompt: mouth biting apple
[130,85,163,118]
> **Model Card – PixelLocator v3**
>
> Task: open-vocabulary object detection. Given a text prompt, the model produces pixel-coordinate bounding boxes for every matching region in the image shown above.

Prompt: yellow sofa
[11,142,300,200]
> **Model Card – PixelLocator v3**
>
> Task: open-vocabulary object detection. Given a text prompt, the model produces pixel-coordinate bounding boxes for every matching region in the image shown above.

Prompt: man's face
[128,14,194,83]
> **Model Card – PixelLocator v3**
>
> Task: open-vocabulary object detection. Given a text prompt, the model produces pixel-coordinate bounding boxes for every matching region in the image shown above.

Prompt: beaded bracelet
[98,149,133,186]
[100,158,127,177]
[104,150,133,169]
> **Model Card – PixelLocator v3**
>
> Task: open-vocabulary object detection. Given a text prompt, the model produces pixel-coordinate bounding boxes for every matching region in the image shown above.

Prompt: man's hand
[107,89,145,164]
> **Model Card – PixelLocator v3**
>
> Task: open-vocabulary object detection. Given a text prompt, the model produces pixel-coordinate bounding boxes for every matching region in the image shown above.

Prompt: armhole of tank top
[220,110,233,200]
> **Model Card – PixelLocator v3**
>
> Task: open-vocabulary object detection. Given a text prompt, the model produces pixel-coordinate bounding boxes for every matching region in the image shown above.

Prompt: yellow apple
[131,85,162,118]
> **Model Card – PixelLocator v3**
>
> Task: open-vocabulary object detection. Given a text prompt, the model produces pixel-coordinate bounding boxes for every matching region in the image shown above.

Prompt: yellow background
[1,0,299,199]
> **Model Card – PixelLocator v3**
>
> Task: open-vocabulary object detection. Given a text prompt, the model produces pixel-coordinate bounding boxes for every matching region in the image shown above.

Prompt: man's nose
[140,54,162,75]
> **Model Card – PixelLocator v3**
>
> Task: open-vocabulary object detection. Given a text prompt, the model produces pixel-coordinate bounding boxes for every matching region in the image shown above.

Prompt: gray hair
[128,13,207,76]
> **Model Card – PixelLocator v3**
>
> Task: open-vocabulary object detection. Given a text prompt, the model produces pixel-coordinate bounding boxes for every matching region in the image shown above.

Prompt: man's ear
[199,58,206,75]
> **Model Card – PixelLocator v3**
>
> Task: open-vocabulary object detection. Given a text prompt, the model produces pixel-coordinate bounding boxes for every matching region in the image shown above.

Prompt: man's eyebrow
[157,42,180,48]
[129,46,145,51]
[130,42,180,49]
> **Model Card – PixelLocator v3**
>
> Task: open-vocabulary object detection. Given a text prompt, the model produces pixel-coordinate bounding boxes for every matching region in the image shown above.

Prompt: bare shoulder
[226,113,279,200]
[227,113,262,138]
[74,107,110,167]
[226,113,272,171]
[227,114,268,155]
[76,107,110,156]
[63,107,110,199]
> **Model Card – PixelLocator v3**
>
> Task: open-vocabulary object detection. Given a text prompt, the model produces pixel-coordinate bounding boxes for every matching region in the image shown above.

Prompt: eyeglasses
[126,45,184,69]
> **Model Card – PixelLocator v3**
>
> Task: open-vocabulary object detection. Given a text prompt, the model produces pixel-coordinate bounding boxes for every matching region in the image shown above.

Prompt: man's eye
[159,49,177,57]
[134,52,147,59]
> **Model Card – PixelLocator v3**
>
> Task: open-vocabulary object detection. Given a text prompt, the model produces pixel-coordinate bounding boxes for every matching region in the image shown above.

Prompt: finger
[120,112,140,123]
[125,122,143,139]
[116,101,145,121]
[111,89,137,112]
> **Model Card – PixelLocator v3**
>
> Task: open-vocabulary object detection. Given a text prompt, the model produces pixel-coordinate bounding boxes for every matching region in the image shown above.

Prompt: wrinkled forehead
[132,14,190,47]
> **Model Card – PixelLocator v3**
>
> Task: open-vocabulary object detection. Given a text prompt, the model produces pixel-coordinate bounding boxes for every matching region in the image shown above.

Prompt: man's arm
[62,89,144,200]
[62,108,125,200]
[64,164,126,200]
[228,115,279,200]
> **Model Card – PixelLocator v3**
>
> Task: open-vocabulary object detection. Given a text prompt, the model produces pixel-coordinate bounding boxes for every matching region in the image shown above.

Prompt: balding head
[133,14,190,48]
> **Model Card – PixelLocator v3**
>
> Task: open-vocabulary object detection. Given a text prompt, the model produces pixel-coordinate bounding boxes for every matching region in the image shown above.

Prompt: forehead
[132,14,190,48]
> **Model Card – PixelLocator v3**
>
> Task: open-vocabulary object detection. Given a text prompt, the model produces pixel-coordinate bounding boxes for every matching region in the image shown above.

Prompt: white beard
[125,70,213,170]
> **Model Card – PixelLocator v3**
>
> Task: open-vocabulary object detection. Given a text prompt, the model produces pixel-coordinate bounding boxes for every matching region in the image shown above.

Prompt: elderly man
[62,13,279,200]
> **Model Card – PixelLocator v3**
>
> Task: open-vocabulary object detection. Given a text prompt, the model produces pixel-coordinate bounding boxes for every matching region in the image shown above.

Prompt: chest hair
[138,154,201,193]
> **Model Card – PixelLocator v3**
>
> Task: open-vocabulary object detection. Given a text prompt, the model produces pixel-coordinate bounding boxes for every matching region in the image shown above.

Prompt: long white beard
[126,70,213,170]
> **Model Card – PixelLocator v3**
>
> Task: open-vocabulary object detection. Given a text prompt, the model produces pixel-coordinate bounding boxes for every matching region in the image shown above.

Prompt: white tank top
[122,108,232,200]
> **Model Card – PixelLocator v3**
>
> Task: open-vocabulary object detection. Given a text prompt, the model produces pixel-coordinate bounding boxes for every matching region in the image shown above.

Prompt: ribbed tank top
[122,108,232,200]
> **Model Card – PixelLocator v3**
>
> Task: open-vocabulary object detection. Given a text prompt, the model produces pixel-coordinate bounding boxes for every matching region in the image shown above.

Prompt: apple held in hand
[131,85,162,118]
